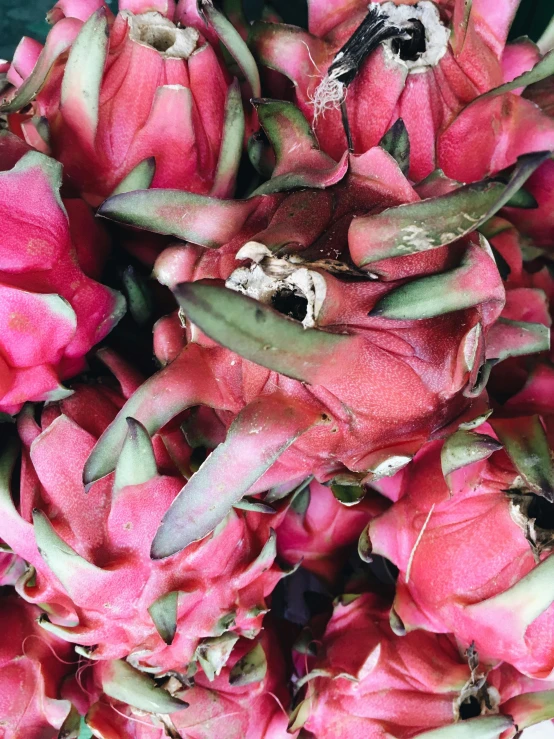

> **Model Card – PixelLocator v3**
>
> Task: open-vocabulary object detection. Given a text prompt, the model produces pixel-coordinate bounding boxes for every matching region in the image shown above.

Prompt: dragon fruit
[504,158,554,250]
[0,595,76,738]
[437,44,554,184]
[476,215,554,397]
[1,3,554,733]
[277,479,389,585]
[250,0,554,182]
[0,147,124,414]
[293,591,554,738]
[83,627,293,738]
[364,374,554,677]
[1,0,259,204]
[0,350,289,675]
[498,76,554,250]
[81,99,553,559]
[0,547,26,586]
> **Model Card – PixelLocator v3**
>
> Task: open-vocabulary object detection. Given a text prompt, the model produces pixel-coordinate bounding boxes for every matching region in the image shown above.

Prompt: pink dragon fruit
[277,479,389,585]
[505,159,554,250]
[0,146,124,415]
[474,214,554,397]
[82,99,551,560]
[250,0,554,182]
[82,627,294,738]
[0,350,289,675]
[436,45,554,184]
[0,595,76,738]
[499,76,554,249]
[1,0,259,204]
[364,371,554,677]
[0,547,26,586]
[293,591,554,738]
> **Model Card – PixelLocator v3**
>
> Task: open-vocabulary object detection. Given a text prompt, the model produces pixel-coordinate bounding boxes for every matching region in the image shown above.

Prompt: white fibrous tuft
[310,0,450,119]
[380,1,450,72]
[310,74,347,122]
[226,247,327,329]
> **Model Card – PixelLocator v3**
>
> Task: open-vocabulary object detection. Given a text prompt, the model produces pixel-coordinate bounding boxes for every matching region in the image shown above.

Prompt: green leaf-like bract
[174,281,358,385]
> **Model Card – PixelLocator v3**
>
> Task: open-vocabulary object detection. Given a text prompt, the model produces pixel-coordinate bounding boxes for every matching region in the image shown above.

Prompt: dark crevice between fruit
[490,244,511,280]
[189,446,209,473]
[271,567,333,625]
[466,359,498,398]
[370,555,399,585]
[271,289,309,322]
[1,430,22,509]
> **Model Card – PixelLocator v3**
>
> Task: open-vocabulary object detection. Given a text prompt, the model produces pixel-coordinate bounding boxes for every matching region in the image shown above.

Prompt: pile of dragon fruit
[2,0,554,736]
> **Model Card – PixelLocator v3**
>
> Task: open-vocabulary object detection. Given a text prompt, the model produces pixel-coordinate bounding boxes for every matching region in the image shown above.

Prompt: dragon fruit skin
[295,592,554,739]
[0,148,124,415]
[84,628,294,739]
[504,159,554,249]
[366,396,554,678]
[250,0,554,182]
[0,352,289,675]
[437,47,554,186]
[0,595,75,739]
[276,480,389,586]
[1,0,257,204]
[0,548,26,586]
[475,220,554,396]
[83,94,554,559]
[498,78,554,250]
[0,130,110,280]
[96,220,499,557]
